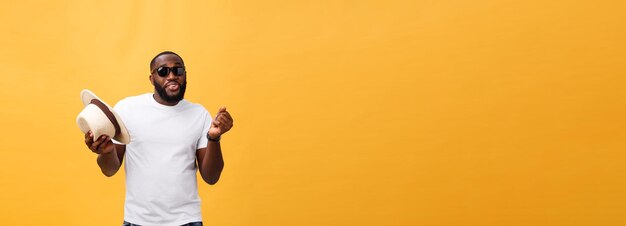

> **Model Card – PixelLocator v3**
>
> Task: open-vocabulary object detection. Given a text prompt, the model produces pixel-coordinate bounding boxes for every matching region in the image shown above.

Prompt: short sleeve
[111,101,126,145]
[196,109,212,149]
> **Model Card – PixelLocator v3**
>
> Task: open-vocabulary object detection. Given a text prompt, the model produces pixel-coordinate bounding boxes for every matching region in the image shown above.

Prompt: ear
[149,75,153,85]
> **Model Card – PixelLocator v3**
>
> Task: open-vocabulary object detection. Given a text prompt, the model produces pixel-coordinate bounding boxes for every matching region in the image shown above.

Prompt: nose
[166,70,177,80]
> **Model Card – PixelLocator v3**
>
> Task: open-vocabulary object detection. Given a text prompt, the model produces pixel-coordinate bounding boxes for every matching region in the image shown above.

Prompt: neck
[152,93,179,106]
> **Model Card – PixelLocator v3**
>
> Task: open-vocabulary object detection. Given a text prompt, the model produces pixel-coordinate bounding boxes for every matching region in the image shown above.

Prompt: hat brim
[80,89,130,144]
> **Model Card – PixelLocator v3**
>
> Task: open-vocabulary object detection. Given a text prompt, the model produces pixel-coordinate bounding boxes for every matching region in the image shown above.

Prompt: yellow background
[1,0,625,225]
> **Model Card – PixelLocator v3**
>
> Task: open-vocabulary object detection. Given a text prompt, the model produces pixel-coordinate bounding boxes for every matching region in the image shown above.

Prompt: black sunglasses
[153,66,186,77]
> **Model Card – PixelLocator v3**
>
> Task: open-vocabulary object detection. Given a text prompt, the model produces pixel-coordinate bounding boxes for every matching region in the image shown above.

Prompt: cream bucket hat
[76,89,130,144]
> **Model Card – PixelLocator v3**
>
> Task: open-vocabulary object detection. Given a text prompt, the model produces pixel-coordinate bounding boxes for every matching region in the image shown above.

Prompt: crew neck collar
[147,93,185,109]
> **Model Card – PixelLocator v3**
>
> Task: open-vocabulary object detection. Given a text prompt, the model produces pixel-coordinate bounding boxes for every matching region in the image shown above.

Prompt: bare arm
[196,141,224,185]
[197,107,233,185]
[85,131,126,177]
[96,144,125,177]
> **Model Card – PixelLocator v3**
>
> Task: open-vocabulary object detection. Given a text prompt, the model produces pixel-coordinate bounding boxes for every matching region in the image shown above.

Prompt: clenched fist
[208,107,234,139]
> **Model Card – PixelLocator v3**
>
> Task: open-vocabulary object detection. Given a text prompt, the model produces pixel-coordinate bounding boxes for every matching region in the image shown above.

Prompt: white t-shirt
[113,93,212,226]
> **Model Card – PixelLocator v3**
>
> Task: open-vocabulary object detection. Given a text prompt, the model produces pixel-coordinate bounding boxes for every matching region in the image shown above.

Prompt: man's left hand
[208,107,234,139]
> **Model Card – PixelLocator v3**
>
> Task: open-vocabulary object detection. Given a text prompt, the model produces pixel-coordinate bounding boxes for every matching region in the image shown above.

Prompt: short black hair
[150,51,185,71]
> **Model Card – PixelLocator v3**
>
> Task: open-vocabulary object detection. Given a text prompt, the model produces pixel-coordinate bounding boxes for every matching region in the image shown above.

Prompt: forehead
[154,54,183,66]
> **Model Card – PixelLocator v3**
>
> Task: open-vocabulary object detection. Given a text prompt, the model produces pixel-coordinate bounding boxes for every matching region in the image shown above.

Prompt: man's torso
[114,93,211,225]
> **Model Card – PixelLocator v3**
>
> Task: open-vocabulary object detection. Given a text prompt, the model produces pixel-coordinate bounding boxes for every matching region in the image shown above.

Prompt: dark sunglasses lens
[157,67,169,77]
[174,67,185,76]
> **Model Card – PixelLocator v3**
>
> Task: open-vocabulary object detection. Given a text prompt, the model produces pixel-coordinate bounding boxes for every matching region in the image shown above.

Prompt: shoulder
[180,99,212,117]
[114,93,150,110]
[116,93,149,105]
[181,99,207,111]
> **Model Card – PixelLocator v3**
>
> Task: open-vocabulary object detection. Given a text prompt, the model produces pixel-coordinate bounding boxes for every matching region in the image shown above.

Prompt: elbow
[203,164,224,185]
[101,169,118,177]
[208,178,219,185]
[202,175,220,185]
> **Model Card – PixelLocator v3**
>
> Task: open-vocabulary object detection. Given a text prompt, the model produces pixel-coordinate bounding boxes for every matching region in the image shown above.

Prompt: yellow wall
[1,0,625,225]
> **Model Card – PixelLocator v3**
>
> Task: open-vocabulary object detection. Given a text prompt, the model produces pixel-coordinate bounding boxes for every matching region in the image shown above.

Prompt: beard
[154,79,187,103]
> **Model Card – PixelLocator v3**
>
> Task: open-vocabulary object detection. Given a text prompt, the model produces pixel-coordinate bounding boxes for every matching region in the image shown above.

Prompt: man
[84,51,234,226]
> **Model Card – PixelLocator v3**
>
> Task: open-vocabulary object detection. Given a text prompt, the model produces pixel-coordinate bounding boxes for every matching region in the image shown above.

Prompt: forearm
[200,141,224,185]
[97,149,122,177]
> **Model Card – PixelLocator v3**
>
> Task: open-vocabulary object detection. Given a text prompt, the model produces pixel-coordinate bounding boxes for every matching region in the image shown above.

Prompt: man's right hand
[84,131,115,154]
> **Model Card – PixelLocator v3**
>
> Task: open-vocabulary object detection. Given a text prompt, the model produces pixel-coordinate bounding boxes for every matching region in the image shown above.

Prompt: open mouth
[165,82,180,92]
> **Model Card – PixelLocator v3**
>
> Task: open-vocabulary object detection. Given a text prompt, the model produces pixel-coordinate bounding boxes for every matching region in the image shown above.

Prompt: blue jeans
[122,221,203,226]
